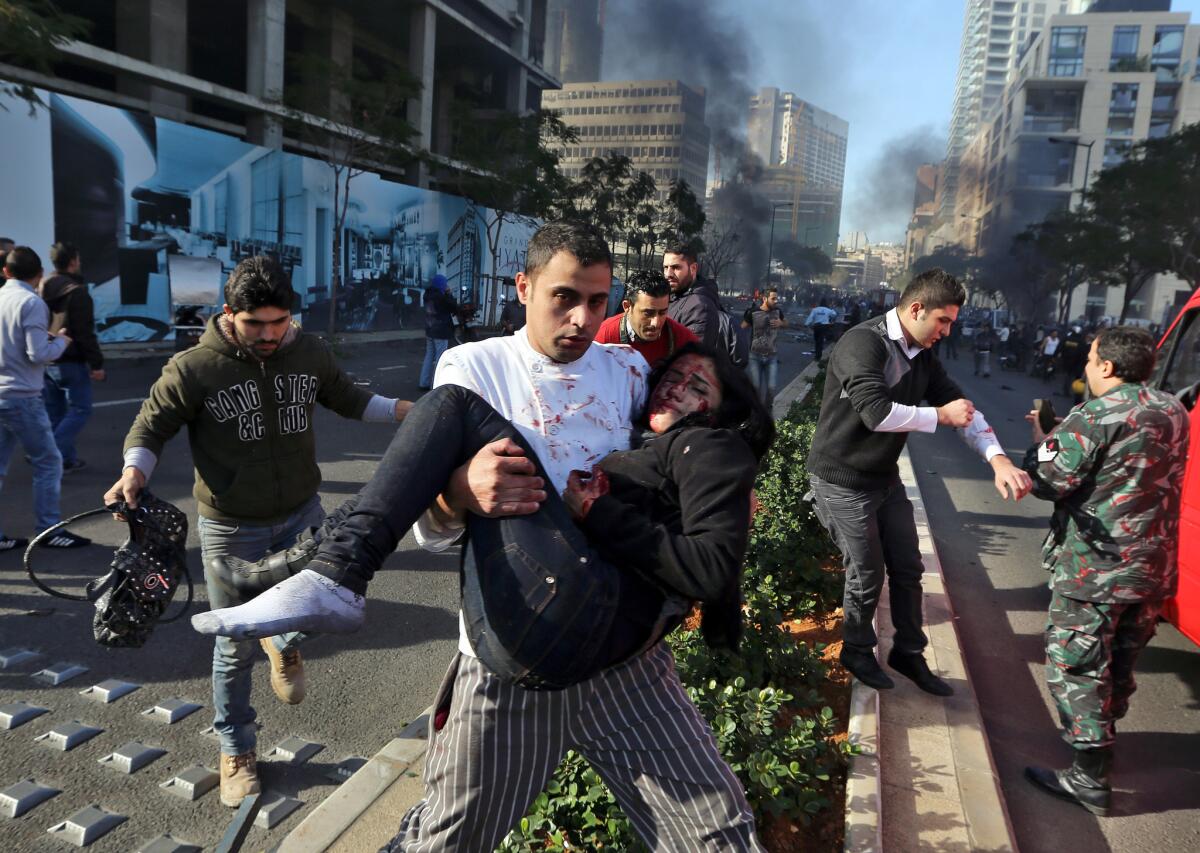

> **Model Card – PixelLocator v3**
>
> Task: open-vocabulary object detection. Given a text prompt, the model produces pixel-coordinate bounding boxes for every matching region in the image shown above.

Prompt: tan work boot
[260,638,306,704]
[219,751,261,807]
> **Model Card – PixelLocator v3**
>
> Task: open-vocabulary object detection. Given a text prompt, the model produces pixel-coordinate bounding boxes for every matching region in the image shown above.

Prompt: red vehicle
[1153,290,1200,646]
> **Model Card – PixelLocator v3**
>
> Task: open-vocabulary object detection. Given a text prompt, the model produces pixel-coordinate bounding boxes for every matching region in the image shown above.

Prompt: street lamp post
[1047,136,1096,325]
[765,201,794,286]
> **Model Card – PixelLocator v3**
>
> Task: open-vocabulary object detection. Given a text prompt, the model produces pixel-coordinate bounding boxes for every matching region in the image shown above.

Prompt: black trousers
[310,384,623,687]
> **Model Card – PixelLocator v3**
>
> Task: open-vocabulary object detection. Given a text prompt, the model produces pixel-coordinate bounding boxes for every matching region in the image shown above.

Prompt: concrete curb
[886,448,1019,852]
[276,710,430,853]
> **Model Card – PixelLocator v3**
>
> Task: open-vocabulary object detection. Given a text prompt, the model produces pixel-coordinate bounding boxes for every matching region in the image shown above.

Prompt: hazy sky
[602,0,1200,245]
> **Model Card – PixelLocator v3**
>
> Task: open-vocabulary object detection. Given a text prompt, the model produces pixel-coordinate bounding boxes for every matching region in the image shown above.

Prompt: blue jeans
[44,361,93,465]
[198,496,325,755]
[0,396,63,537]
[419,337,450,388]
[746,354,779,405]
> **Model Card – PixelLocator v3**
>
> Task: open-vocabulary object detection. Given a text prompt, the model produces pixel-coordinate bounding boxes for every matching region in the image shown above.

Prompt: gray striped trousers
[384,642,763,852]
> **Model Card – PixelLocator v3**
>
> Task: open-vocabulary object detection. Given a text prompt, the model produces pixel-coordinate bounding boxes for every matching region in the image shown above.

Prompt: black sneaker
[62,459,87,474]
[40,530,91,549]
[0,536,29,552]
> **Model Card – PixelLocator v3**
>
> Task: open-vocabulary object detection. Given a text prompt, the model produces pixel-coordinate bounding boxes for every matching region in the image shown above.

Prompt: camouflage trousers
[1045,591,1163,750]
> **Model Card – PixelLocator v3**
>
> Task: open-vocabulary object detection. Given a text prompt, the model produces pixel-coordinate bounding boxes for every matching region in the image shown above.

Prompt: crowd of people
[0,221,1189,847]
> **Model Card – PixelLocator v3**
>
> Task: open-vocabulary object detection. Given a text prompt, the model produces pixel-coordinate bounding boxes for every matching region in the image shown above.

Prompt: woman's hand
[564,466,610,520]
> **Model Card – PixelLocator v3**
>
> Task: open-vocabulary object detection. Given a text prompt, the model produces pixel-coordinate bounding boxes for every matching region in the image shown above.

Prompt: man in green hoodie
[104,256,410,807]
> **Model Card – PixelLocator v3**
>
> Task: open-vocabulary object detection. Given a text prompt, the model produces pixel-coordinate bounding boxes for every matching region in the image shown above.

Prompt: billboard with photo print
[0,88,538,340]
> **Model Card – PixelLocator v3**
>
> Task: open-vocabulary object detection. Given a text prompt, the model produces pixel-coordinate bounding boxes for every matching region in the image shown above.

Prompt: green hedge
[499,369,849,851]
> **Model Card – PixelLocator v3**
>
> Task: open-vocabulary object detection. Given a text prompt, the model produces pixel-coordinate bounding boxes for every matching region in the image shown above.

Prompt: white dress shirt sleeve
[873,403,939,433]
[958,411,1005,462]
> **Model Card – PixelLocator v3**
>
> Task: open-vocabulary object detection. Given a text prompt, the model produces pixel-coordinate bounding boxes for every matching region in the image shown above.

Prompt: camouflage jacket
[1022,383,1189,603]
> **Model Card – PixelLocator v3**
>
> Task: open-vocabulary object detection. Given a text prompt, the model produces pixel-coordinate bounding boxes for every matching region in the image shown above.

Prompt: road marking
[94,398,146,408]
[376,365,409,371]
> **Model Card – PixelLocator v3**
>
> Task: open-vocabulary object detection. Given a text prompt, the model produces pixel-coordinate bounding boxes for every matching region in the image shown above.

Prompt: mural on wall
[0,90,538,341]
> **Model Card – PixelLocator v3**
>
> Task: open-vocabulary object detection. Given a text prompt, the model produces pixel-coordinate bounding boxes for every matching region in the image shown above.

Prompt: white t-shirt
[412,328,650,655]
[1043,337,1060,356]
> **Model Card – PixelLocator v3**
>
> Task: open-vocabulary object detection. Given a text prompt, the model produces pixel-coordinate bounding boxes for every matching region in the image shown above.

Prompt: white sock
[191,569,365,640]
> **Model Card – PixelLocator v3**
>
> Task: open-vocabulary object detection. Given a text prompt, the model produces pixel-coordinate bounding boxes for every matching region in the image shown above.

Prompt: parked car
[1152,289,1200,646]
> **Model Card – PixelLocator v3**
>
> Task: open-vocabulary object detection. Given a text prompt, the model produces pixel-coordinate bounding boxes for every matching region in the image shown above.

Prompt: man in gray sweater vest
[807,269,1032,694]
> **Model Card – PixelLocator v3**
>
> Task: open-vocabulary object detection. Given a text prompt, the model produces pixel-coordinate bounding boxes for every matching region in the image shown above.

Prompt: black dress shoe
[839,649,895,690]
[886,649,954,696]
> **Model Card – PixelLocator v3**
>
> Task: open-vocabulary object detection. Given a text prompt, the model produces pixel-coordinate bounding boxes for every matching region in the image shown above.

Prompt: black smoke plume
[850,125,947,242]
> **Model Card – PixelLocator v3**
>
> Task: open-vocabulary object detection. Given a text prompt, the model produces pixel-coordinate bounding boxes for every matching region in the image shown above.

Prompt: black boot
[886,649,954,696]
[839,648,895,690]
[1024,748,1113,816]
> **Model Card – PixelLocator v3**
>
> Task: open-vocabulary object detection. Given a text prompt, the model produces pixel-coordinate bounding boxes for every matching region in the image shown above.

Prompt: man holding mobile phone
[1022,327,1188,814]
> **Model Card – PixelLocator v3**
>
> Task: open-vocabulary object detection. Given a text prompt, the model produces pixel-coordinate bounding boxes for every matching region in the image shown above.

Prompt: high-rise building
[541,80,710,200]
[941,1,1081,222]
[955,5,1200,322]
[544,0,605,84]
[904,163,944,268]
[747,88,849,188]
[745,88,848,258]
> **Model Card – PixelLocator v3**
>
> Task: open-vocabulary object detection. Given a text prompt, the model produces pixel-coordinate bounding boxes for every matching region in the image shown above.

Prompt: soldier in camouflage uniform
[1021,326,1189,815]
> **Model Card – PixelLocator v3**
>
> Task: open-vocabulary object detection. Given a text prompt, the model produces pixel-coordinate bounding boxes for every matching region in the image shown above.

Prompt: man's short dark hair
[525,220,612,279]
[0,237,14,250]
[899,268,967,311]
[663,240,698,263]
[1095,326,1156,383]
[50,242,79,272]
[224,256,295,313]
[3,246,42,281]
[622,268,670,303]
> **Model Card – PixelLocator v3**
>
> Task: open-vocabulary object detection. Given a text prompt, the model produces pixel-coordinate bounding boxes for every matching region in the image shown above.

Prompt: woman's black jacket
[579,425,758,652]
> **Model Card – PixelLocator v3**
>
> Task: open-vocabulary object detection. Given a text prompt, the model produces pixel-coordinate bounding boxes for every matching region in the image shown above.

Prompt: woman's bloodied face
[647,353,722,434]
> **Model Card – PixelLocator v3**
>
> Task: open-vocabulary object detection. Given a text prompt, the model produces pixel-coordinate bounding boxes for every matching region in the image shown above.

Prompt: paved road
[0,325,812,851]
[907,355,1200,853]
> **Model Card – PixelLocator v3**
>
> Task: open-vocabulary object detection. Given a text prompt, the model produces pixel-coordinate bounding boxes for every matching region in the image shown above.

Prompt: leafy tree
[446,107,578,293]
[910,244,974,280]
[773,239,832,281]
[0,0,89,112]
[286,55,418,333]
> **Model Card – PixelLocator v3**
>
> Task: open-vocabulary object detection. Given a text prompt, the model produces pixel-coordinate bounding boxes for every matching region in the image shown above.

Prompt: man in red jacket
[595,269,698,367]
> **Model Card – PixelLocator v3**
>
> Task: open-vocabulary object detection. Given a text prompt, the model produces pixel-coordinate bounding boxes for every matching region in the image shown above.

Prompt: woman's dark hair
[224,256,295,313]
[647,342,776,461]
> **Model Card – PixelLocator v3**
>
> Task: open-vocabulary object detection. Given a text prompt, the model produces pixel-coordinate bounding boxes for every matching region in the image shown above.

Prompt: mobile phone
[1034,398,1057,434]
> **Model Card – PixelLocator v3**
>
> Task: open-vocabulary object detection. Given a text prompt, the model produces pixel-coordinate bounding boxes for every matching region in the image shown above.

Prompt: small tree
[773,239,832,282]
[286,55,418,334]
[446,107,577,296]
[0,0,89,112]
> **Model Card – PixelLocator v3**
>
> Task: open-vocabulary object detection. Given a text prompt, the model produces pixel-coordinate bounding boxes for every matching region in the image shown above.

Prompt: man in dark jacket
[419,273,457,390]
[807,269,1032,696]
[40,242,104,472]
[664,243,723,351]
[104,256,410,808]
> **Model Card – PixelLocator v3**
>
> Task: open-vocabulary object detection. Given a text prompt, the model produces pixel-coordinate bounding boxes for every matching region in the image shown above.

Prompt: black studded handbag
[24,492,193,648]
